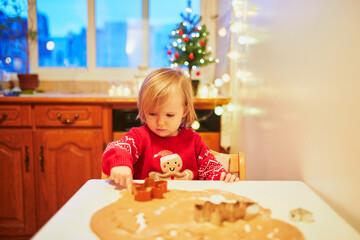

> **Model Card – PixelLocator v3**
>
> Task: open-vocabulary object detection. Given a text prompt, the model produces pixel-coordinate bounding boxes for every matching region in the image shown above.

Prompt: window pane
[95,0,142,68]
[0,0,28,73]
[149,0,200,68]
[37,0,87,67]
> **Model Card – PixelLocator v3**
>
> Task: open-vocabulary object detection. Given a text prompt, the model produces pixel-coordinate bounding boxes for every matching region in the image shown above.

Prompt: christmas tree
[167,0,217,79]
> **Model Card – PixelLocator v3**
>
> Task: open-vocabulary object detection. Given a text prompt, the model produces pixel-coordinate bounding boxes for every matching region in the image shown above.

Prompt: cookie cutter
[132,178,168,202]
[290,208,314,223]
[194,200,259,226]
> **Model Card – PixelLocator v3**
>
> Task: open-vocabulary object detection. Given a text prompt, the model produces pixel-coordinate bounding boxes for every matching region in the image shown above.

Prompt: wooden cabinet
[33,129,102,228]
[0,96,227,239]
[0,102,106,239]
[0,130,36,237]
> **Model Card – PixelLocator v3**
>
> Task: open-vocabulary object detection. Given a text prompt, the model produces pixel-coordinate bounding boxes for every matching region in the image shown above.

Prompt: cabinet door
[0,130,36,236]
[34,129,103,228]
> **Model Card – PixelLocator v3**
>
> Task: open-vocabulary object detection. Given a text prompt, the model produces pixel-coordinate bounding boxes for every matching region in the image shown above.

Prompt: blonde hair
[137,68,196,128]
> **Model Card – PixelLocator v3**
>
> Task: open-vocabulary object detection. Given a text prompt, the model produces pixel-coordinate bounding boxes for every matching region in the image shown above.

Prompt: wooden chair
[101,150,246,180]
[210,150,246,181]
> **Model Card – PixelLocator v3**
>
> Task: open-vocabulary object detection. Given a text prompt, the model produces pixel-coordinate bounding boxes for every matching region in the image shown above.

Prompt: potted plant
[0,0,38,91]
[167,0,217,95]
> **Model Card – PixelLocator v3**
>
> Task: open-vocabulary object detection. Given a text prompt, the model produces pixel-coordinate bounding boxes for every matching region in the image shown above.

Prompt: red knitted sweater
[102,125,227,180]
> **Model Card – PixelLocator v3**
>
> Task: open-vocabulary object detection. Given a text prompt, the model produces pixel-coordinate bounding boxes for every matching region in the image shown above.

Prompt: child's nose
[157,116,165,125]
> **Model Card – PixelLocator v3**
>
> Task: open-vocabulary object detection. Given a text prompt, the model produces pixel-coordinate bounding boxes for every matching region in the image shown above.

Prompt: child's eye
[166,114,175,117]
[149,113,156,116]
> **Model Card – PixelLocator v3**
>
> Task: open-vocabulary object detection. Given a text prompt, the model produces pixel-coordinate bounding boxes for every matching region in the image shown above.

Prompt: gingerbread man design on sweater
[149,150,194,180]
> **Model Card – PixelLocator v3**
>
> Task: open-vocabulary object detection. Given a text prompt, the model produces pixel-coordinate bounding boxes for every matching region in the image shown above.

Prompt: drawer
[0,105,32,127]
[34,105,102,127]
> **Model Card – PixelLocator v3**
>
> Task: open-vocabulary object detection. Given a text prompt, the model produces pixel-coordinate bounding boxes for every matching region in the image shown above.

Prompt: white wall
[231,0,360,232]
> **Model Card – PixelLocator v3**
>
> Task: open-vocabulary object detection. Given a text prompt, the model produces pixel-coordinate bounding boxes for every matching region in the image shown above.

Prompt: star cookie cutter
[132,178,168,202]
[290,208,314,223]
[194,200,260,226]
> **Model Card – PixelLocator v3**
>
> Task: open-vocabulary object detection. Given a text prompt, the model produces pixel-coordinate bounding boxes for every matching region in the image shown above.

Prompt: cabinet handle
[39,146,45,172]
[25,145,29,172]
[57,113,79,124]
[0,112,8,122]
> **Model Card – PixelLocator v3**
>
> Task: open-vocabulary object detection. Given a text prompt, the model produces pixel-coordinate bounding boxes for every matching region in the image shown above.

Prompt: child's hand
[220,172,239,183]
[110,166,133,190]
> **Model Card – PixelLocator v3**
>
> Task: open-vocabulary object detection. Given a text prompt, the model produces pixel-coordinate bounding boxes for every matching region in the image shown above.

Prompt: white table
[32,180,360,240]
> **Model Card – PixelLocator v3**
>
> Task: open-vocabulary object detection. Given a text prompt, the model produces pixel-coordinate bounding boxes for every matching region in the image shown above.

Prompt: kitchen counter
[0,93,230,109]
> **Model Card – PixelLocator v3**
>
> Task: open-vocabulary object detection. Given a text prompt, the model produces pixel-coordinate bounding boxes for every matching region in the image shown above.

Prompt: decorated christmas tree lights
[167,0,218,78]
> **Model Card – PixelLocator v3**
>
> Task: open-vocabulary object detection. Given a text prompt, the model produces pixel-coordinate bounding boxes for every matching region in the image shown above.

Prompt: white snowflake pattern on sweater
[198,150,226,180]
[104,136,139,160]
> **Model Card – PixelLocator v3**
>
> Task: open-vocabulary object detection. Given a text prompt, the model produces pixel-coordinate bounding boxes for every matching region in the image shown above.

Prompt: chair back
[210,150,246,180]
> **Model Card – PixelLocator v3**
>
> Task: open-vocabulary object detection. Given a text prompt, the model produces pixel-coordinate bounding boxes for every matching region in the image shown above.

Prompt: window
[1,0,211,81]
[95,0,142,68]
[149,0,200,68]
[0,0,29,73]
[37,0,87,67]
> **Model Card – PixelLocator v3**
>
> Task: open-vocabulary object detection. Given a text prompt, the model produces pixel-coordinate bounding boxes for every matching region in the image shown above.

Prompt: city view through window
[0,0,200,73]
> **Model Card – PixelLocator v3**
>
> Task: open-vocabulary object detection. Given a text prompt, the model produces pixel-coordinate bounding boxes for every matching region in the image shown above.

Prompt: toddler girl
[102,68,239,190]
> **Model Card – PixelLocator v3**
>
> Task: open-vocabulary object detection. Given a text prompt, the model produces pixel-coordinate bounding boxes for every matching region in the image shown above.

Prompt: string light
[227,103,234,112]
[214,78,223,87]
[191,121,200,130]
[221,73,230,82]
[198,84,209,98]
[238,35,256,45]
[46,41,55,50]
[230,22,246,33]
[218,27,227,37]
[214,106,224,116]
[5,57,11,64]
[227,51,241,59]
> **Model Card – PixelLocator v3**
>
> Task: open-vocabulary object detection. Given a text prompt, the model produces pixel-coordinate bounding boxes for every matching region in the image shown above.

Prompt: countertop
[0,93,229,109]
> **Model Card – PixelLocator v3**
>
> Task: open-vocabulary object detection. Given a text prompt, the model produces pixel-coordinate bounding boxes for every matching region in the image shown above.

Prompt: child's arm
[102,131,142,189]
[196,139,239,182]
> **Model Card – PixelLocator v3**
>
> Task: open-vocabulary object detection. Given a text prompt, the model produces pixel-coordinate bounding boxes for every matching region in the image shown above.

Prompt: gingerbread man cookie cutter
[132,178,168,202]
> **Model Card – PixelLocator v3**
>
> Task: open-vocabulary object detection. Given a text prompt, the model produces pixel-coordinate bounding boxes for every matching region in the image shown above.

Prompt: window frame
[27,0,217,81]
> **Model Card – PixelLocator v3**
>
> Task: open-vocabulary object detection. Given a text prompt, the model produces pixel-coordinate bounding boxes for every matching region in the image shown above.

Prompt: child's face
[145,90,187,137]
